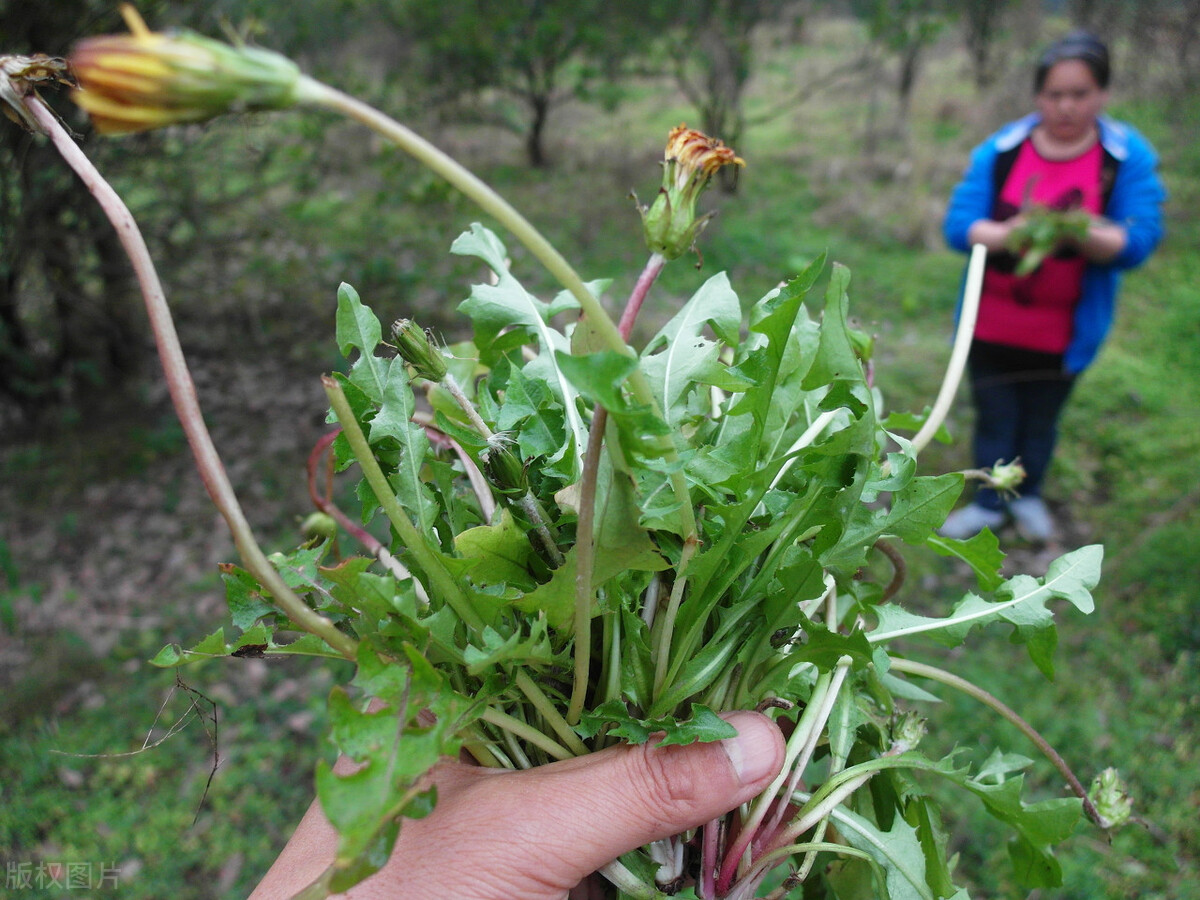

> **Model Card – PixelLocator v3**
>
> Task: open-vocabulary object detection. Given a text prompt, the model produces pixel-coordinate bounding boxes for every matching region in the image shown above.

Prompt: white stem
[597,860,660,899]
[910,243,986,455]
[758,656,852,849]
[753,409,842,516]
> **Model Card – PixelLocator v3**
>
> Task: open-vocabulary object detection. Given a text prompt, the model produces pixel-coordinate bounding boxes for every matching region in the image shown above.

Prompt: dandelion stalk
[889,656,1104,826]
[569,247,679,724]
[324,376,485,634]
[618,252,666,341]
[479,707,574,762]
[910,242,987,455]
[717,657,852,894]
[22,94,357,660]
[515,670,589,756]
[567,404,608,726]
[306,429,426,599]
[303,79,698,542]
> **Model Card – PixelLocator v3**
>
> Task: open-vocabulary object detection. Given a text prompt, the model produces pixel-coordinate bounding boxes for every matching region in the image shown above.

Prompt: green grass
[3,17,1198,900]
[0,630,351,899]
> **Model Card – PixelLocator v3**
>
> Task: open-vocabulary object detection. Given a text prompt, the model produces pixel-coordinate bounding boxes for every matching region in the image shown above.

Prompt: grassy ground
[2,17,1198,900]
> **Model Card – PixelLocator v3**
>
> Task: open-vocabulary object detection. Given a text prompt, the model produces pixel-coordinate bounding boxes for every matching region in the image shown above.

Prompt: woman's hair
[1034,30,1111,91]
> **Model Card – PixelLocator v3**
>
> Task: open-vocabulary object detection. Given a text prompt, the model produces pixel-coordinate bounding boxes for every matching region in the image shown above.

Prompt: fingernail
[720,711,782,785]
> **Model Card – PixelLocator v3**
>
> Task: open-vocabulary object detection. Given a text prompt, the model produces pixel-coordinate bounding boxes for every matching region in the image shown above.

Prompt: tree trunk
[526,93,551,168]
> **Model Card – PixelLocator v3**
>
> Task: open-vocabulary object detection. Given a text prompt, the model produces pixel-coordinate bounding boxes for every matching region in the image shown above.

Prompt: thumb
[444,709,786,896]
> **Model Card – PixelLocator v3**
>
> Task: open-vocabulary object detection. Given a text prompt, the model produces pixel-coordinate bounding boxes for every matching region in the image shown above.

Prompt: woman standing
[940,31,1165,542]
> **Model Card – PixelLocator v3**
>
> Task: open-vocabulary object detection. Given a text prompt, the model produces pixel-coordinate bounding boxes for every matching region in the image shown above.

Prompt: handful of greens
[159,231,1106,897]
[1006,204,1093,276]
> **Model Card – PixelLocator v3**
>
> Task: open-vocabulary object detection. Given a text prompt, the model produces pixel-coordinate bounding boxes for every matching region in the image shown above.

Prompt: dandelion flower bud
[988,459,1027,494]
[481,434,529,499]
[891,711,927,754]
[1088,767,1133,829]
[301,512,338,543]
[639,124,744,260]
[69,5,308,134]
[390,318,448,381]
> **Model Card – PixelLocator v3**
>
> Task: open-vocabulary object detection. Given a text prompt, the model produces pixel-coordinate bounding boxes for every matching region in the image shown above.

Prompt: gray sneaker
[938,503,1007,540]
[1008,496,1056,542]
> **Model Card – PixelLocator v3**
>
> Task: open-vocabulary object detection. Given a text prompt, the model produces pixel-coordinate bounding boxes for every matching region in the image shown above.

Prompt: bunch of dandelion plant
[1,7,1135,898]
[1005,204,1094,277]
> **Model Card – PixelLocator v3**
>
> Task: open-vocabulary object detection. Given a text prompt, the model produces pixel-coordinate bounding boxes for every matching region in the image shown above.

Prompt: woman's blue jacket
[943,113,1165,373]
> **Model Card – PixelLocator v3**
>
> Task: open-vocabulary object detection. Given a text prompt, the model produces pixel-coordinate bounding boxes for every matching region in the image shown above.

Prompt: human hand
[966,215,1028,254]
[250,710,785,900]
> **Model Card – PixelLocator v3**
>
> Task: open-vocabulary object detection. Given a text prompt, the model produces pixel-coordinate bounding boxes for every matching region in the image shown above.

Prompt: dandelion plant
[0,9,1135,898]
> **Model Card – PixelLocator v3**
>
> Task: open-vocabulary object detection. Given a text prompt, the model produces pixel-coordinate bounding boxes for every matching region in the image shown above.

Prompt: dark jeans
[968,341,1076,512]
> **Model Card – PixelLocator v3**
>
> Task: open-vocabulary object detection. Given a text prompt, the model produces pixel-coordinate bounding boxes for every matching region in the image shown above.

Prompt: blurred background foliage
[1,0,1197,897]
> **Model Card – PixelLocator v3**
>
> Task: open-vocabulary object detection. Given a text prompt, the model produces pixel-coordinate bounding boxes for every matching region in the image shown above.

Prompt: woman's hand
[966,215,1028,254]
[1077,215,1128,263]
[250,710,785,900]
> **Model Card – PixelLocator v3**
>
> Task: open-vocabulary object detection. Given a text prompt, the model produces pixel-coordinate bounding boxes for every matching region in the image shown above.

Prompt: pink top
[976,138,1104,354]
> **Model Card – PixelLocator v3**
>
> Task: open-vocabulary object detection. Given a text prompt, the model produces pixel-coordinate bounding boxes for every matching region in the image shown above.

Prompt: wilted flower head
[640,124,744,260]
[664,125,744,192]
[0,54,75,133]
[70,4,304,134]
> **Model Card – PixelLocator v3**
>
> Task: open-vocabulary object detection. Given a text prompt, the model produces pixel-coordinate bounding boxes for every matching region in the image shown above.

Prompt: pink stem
[28,96,356,658]
[617,252,667,342]
[307,429,378,551]
[698,817,721,899]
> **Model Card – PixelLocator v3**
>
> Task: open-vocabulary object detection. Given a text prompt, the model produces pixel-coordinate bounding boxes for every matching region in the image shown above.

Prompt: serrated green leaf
[370,357,439,535]
[315,756,400,881]
[517,469,669,630]
[271,633,343,659]
[883,408,953,445]
[1037,544,1102,613]
[222,564,277,630]
[650,631,744,717]
[149,644,183,667]
[495,363,566,462]
[654,705,738,746]
[870,545,1101,649]
[925,529,1006,592]
[453,225,586,472]
[887,474,963,543]
[232,623,273,650]
[640,272,742,423]
[321,557,402,622]
[732,257,826,454]
[455,509,538,589]
[827,802,936,900]
[787,621,876,671]
[576,701,736,747]
[905,796,959,900]
[880,672,944,704]
[335,283,388,403]
[462,619,553,675]
[192,627,226,655]
[801,263,863,391]
[975,748,1035,783]
[958,771,1080,889]
[619,609,655,710]
[268,544,328,591]
[555,349,640,410]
